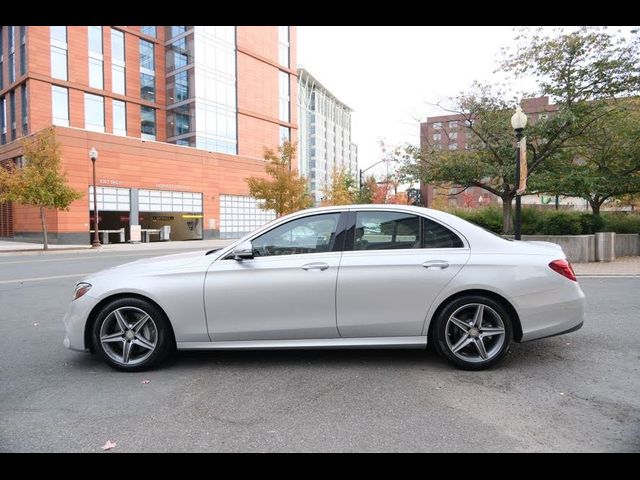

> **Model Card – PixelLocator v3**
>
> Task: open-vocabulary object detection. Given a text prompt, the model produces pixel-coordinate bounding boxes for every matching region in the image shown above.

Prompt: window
[0,97,6,144]
[9,91,16,140]
[84,93,104,132]
[50,26,67,80]
[8,26,16,83]
[448,143,458,150]
[251,213,340,257]
[279,126,290,145]
[173,70,189,102]
[139,39,154,71]
[112,100,126,136]
[279,71,290,122]
[51,86,69,126]
[433,122,442,130]
[20,26,27,76]
[141,106,156,140]
[432,132,441,142]
[111,29,125,95]
[21,84,27,135]
[141,26,156,38]
[423,218,464,248]
[89,57,104,89]
[449,120,458,130]
[0,27,3,90]
[354,211,420,250]
[140,73,155,101]
[449,131,457,140]
[278,25,289,67]
[169,26,188,38]
[88,26,103,55]
[112,64,125,95]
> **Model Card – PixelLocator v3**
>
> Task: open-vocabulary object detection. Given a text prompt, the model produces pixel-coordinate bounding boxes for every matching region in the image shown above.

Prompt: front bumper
[63,293,100,352]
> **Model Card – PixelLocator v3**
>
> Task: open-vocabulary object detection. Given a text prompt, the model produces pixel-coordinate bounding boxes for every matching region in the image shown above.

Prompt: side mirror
[233,240,254,260]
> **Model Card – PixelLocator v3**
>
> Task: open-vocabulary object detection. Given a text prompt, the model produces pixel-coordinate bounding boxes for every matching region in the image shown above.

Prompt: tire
[432,295,513,370]
[92,297,174,372]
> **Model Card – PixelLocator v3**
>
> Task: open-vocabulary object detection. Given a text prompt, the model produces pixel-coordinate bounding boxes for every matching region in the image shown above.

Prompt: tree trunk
[590,200,602,216]
[501,196,513,234]
[40,206,49,251]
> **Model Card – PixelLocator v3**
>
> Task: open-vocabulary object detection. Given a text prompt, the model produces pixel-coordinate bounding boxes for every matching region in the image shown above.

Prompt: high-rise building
[297,68,357,204]
[0,26,297,242]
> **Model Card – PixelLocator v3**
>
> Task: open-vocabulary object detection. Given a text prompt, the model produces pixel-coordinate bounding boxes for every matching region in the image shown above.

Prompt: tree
[321,167,359,206]
[357,174,377,204]
[246,141,313,217]
[0,127,82,250]
[530,101,640,215]
[402,27,640,233]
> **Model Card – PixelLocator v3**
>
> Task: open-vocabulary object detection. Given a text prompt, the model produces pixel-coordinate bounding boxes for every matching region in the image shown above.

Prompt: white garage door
[88,186,130,211]
[138,189,203,213]
[219,194,276,239]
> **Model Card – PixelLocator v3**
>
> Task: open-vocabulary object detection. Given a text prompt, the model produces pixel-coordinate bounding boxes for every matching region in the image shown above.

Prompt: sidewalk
[0,238,235,255]
[572,256,640,276]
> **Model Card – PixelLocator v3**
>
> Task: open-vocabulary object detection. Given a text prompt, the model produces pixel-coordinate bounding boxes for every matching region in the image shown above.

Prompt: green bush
[536,211,583,235]
[579,214,606,234]
[451,207,503,233]
[602,213,640,234]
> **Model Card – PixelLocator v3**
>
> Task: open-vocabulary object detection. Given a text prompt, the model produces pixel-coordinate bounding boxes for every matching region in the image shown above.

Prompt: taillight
[549,259,577,282]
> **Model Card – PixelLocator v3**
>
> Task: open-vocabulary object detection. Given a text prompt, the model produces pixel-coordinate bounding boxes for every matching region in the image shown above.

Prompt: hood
[86,250,210,280]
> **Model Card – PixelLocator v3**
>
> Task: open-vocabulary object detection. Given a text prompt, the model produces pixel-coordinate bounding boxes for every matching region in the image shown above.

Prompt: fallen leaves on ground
[101,440,117,451]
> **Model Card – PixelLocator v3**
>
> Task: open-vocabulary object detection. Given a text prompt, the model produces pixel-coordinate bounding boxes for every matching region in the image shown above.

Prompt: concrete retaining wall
[519,235,596,263]
[505,233,639,263]
[615,234,640,257]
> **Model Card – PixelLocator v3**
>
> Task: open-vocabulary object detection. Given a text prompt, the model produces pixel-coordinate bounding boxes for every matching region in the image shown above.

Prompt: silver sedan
[63,205,585,371]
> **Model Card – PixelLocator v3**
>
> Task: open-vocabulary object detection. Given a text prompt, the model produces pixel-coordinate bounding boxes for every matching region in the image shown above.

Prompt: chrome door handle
[302,262,329,271]
[422,260,449,270]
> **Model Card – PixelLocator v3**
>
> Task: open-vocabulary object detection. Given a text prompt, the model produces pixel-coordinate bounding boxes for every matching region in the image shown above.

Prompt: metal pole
[514,129,522,241]
[359,168,363,191]
[91,158,101,248]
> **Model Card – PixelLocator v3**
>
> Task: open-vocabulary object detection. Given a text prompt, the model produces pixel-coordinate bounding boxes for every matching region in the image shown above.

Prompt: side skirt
[177,336,428,351]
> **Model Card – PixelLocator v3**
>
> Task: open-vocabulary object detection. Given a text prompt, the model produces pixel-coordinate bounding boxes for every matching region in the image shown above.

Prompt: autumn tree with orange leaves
[247,141,313,217]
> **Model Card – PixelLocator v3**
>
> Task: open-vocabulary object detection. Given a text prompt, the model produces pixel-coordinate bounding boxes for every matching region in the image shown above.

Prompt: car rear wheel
[432,295,512,370]
[92,297,173,371]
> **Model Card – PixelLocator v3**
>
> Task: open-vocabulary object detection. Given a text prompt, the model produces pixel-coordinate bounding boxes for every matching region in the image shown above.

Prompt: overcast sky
[296,26,633,180]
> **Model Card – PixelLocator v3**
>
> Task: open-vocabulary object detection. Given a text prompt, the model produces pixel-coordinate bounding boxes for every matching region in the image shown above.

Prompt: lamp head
[89,147,98,162]
[511,106,528,131]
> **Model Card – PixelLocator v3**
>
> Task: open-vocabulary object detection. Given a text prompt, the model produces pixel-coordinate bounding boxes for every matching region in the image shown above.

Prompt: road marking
[0,251,201,265]
[0,273,90,284]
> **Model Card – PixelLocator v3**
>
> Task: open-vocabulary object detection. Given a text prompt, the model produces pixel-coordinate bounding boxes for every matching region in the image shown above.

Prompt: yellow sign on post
[517,136,527,195]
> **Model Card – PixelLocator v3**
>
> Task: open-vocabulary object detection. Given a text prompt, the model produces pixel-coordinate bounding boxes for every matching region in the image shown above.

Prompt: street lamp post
[510,106,528,240]
[359,158,398,191]
[90,147,101,248]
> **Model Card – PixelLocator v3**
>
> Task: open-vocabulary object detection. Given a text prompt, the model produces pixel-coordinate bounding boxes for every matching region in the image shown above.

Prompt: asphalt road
[0,250,638,452]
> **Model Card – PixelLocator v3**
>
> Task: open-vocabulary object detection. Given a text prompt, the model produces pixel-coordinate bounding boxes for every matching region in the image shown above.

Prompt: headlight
[73,282,92,300]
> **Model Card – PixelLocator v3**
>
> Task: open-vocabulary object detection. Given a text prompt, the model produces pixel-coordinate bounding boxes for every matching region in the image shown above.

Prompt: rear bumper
[512,283,586,342]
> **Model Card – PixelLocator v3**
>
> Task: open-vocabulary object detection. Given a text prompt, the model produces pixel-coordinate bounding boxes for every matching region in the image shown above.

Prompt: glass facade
[50,26,67,81]
[112,99,126,136]
[51,86,69,126]
[140,39,155,102]
[141,106,156,140]
[164,26,237,155]
[111,29,126,95]
[279,125,290,145]
[84,93,104,132]
[0,27,3,90]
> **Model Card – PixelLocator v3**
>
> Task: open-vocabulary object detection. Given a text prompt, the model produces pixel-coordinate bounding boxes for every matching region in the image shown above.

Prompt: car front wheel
[92,297,173,371]
[432,295,513,370]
